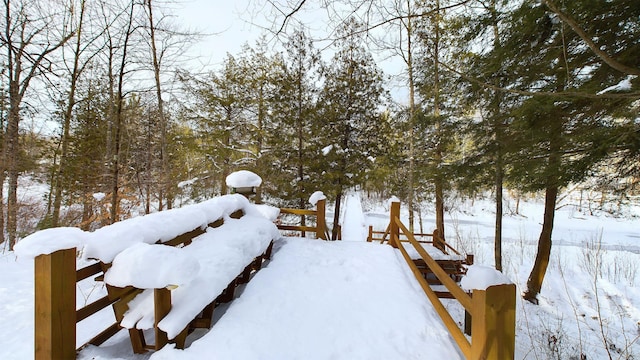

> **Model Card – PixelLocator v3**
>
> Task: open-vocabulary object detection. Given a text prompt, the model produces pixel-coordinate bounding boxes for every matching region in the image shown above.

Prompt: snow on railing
[15,194,257,262]
[16,194,280,358]
[276,192,329,240]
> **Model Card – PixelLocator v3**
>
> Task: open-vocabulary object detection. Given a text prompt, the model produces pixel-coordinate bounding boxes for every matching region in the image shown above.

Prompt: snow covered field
[1,191,639,359]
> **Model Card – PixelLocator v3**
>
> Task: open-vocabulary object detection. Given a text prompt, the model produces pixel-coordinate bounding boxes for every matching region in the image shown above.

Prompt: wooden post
[389,201,400,248]
[316,199,328,240]
[367,226,373,242]
[35,248,77,360]
[471,284,516,360]
[154,288,171,350]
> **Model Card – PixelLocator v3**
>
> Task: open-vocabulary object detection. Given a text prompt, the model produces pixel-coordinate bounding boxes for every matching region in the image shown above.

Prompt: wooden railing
[277,199,330,240]
[33,208,270,359]
[368,225,459,255]
[387,201,516,360]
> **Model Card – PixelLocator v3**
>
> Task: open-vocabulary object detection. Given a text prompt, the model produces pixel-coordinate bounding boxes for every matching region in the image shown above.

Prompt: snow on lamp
[226,170,262,197]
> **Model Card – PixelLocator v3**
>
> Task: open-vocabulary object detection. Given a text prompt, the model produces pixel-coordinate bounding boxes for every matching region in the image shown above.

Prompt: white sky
[173,0,262,68]
[173,0,409,102]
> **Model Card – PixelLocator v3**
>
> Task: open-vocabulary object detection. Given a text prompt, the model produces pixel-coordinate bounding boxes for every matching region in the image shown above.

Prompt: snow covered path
[150,237,463,360]
[341,192,368,242]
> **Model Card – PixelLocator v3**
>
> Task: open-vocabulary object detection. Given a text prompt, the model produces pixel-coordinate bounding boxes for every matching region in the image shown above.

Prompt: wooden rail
[388,201,515,360]
[33,208,274,359]
[277,199,329,240]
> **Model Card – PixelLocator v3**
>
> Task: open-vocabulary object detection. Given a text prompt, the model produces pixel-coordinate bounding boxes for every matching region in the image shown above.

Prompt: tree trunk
[495,160,503,272]
[433,0,445,241]
[6,94,21,249]
[491,0,504,272]
[110,0,135,224]
[435,178,445,240]
[146,0,168,211]
[406,0,416,232]
[52,0,86,227]
[332,190,342,240]
[523,183,558,303]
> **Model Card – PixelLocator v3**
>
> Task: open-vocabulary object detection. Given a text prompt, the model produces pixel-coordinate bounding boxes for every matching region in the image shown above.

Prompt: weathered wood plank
[279,208,316,216]
[76,295,114,322]
[395,239,472,359]
[277,224,317,232]
[154,288,171,350]
[397,218,473,312]
[85,322,122,347]
[471,284,516,360]
[35,248,76,360]
[76,262,102,282]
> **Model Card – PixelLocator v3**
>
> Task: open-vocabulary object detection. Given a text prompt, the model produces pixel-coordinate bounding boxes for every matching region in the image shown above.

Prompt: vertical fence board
[35,248,77,360]
[316,199,328,240]
[389,201,400,248]
[471,284,516,360]
[154,288,171,350]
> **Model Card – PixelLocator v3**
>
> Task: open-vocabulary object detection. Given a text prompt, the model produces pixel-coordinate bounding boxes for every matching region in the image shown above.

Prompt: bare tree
[0,0,73,248]
[50,0,105,227]
[108,0,136,224]
[144,0,168,210]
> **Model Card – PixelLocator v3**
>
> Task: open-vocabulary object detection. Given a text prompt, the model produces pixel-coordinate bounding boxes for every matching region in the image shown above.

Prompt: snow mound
[13,227,88,259]
[225,170,262,188]
[253,204,280,221]
[105,243,199,288]
[388,196,400,205]
[308,191,326,206]
[460,264,513,291]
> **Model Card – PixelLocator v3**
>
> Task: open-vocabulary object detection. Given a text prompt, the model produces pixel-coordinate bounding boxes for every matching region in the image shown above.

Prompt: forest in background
[0,0,638,302]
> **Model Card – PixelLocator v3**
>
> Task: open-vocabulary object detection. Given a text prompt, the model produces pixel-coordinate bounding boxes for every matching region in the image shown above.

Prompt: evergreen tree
[317,18,387,239]
[468,0,639,302]
[183,54,250,195]
[238,39,283,203]
[414,0,466,240]
[268,30,321,208]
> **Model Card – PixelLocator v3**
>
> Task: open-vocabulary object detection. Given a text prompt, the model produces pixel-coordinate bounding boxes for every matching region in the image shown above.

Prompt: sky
[173,0,409,101]
[174,0,261,68]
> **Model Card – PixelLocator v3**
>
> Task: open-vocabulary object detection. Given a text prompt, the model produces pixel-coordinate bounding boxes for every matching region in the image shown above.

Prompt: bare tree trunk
[523,183,558,303]
[524,103,562,302]
[405,0,416,232]
[332,190,342,240]
[433,0,445,241]
[145,0,167,211]
[491,1,503,272]
[495,155,503,271]
[5,95,20,248]
[52,0,87,227]
[110,0,136,224]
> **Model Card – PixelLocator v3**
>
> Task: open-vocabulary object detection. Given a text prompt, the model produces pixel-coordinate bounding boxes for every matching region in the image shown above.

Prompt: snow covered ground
[1,191,639,359]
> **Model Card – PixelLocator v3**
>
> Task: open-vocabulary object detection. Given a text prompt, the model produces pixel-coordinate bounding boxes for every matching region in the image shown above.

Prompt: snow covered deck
[149,237,464,359]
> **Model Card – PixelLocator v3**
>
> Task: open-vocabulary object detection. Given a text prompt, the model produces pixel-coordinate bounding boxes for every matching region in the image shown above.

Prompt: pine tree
[414,0,466,240]
[267,30,321,208]
[183,54,250,195]
[468,0,639,302]
[317,18,386,239]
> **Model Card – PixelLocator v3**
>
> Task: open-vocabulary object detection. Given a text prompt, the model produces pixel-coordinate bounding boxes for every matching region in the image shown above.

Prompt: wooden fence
[277,199,330,240]
[32,209,265,359]
[387,201,516,360]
